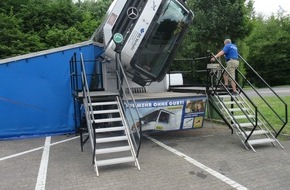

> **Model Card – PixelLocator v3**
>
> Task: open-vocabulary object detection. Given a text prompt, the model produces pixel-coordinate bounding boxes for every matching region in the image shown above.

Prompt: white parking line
[35,137,51,190]
[145,134,248,190]
[0,135,83,190]
[0,136,80,162]
[0,147,43,161]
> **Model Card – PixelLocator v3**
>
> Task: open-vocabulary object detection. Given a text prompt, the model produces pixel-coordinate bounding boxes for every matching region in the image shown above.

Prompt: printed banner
[125,96,207,132]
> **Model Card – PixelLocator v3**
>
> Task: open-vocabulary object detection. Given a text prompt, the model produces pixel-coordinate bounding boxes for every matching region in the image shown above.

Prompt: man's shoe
[231,91,238,96]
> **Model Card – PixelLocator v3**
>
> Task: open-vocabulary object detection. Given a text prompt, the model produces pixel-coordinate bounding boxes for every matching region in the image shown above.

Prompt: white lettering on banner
[144,100,185,107]
[127,100,185,108]
[153,102,168,107]
[168,101,184,106]
[136,102,153,108]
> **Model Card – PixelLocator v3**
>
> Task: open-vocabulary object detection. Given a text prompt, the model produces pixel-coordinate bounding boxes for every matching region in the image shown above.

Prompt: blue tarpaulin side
[0,42,104,139]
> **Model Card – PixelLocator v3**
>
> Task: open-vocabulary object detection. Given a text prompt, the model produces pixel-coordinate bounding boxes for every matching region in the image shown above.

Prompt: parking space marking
[35,137,51,190]
[0,147,43,162]
[50,136,80,146]
[145,134,248,190]
[0,136,80,162]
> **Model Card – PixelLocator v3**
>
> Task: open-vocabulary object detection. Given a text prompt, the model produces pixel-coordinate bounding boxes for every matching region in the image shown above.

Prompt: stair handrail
[80,53,96,123]
[210,95,251,150]
[238,54,288,137]
[213,88,257,141]
[115,53,142,156]
[69,52,80,133]
[115,54,141,117]
[116,96,140,170]
[79,53,98,164]
[209,53,260,142]
[70,53,78,96]
[236,69,283,134]
[237,93,279,140]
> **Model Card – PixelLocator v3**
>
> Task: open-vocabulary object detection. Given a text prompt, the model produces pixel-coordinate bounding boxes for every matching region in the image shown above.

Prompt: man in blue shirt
[211,39,239,95]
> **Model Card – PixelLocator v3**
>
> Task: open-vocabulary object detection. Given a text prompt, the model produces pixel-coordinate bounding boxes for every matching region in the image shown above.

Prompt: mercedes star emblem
[127,7,139,20]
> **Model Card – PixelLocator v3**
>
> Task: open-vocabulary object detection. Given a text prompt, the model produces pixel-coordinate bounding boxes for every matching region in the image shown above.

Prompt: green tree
[74,12,99,40]
[0,13,25,57]
[0,11,45,58]
[245,14,290,86]
[174,0,253,84]
[179,0,252,58]
[0,0,111,59]
[0,0,30,14]
[17,0,81,41]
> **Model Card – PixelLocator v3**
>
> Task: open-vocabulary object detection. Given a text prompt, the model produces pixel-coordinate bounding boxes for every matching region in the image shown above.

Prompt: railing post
[114,52,143,156]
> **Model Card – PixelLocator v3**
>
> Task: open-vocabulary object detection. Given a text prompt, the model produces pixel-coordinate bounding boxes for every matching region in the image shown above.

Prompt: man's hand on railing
[210,57,216,62]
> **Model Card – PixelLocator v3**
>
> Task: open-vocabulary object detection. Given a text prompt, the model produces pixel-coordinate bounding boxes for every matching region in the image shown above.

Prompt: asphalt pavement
[243,86,290,97]
[1,120,290,190]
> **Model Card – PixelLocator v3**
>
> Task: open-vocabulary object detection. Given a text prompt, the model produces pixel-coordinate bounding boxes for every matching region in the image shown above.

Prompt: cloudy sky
[253,0,290,16]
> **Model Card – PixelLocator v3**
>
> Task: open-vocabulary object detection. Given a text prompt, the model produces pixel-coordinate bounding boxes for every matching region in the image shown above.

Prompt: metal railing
[79,53,97,162]
[238,55,288,137]
[169,57,208,87]
[208,52,288,139]
[115,53,142,157]
[206,56,259,143]
[169,53,288,139]
[70,53,80,133]
[116,96,140,170]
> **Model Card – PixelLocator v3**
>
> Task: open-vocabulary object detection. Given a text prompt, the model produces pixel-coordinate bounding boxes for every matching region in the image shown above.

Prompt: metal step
[248,138,276,145]
[218,95,231,99]
[96,156,135,167]
[78,91,118,98]
[232,115,255,119]
[228,108,249,112]
[220,95,238,98]
[242,130,269,136]
[223,101,243,105]
[233,122,261,128]
[92,117,122,123]
[91,109,120,114]
[91,101,117,106]
[96,136,127,143]
[95,126,125,133]
[95,146,131,155]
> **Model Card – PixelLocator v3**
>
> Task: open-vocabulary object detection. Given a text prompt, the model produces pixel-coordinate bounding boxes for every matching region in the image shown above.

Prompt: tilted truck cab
[92,0,193,86]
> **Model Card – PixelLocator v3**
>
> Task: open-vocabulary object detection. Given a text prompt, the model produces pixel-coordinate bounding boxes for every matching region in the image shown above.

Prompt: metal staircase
[72,53,141,176]
[212,93,284,152]
[206,52,288,152]
[167,54,288,152]
[84,95,140,176]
